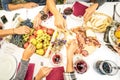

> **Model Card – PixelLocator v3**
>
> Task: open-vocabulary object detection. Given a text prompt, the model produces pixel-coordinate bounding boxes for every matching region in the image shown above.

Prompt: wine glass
[73,56,88,74]
[63,7,73,16]
[94,60,119,76]
[50,52,62,66]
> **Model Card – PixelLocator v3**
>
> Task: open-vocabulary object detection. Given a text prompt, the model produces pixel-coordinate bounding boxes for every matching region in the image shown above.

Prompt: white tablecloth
[0,2,120,80]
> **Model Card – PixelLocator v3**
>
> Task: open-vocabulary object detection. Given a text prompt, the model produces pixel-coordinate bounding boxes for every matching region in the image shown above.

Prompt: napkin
[46,66,64,80]
[17,63,35,80]
[72,1,88,17]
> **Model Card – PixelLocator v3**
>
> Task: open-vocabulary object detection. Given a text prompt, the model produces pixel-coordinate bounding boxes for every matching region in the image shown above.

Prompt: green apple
[30,38,37,46]
[36,49,44,56]
[37,30,43,35]
[36,43,43,49]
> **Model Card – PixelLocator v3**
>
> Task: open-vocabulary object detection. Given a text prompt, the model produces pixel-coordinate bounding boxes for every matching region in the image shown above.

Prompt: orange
[115,31,120,38]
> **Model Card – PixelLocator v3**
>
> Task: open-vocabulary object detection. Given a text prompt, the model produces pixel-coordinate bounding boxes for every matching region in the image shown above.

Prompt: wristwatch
[39,10,48,20]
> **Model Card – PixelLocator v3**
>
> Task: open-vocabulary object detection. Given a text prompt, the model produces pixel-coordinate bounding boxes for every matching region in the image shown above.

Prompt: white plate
[0,54,17,80]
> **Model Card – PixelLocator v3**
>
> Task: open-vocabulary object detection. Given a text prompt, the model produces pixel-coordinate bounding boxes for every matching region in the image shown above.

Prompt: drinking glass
[73,56,88,74]
[63,7,73,15]
[50,52,62,66]
[94,60,119,76]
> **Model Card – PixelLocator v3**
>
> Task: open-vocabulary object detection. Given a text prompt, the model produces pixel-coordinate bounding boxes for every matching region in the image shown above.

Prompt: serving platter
[84,12,113,32]
[8,18,56,57]
[71,27,101,56]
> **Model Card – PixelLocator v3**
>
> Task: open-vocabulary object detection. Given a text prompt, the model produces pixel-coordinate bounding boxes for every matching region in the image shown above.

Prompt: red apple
[29,35,36,40]
[35,26,42,30]
[47,28,54,35]
[41,26,47,32]
[24,42,29,49]
[33,30,37,36]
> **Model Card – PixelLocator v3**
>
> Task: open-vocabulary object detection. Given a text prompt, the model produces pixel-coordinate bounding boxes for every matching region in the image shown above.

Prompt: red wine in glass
[74,60,88,74]
[64,7,73,15]
[51,53,62,65]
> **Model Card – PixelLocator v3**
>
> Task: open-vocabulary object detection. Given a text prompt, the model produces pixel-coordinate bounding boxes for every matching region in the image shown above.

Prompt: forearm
[14,59,29,80]
[42,5,49,14]
[0,28,14,37]
[38,5,49,16]
[66,56,74,72]
[64,56,76,80]
[8,4,24,11]
[47,0,61,16]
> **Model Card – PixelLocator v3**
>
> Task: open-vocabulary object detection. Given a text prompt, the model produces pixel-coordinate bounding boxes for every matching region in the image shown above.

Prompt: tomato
[47,28,54,35]
[24,42,29,49]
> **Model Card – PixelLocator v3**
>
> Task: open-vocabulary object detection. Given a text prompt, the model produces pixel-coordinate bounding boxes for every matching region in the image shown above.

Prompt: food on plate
[10,19,55,56]
[23,26,54,56]
[104,22,120,55]
[84,12,113,32]
[72,27,101,56]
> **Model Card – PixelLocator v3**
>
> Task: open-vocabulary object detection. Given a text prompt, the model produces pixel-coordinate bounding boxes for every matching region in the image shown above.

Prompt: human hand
[66,39,78,58]
[22,44,36,61]
[23,2,39,8]
[83,3,98,22]
[33,13,42,28]
[54,13,66,29]
[0,22,3,29]
[35,67,52,80]
[14,26,30,34]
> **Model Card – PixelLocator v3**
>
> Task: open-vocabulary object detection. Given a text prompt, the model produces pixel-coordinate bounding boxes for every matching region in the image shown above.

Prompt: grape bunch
[22,34,29,42]
[10,19,33,48]
[20,19,33,28]
[10,34,25,48]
